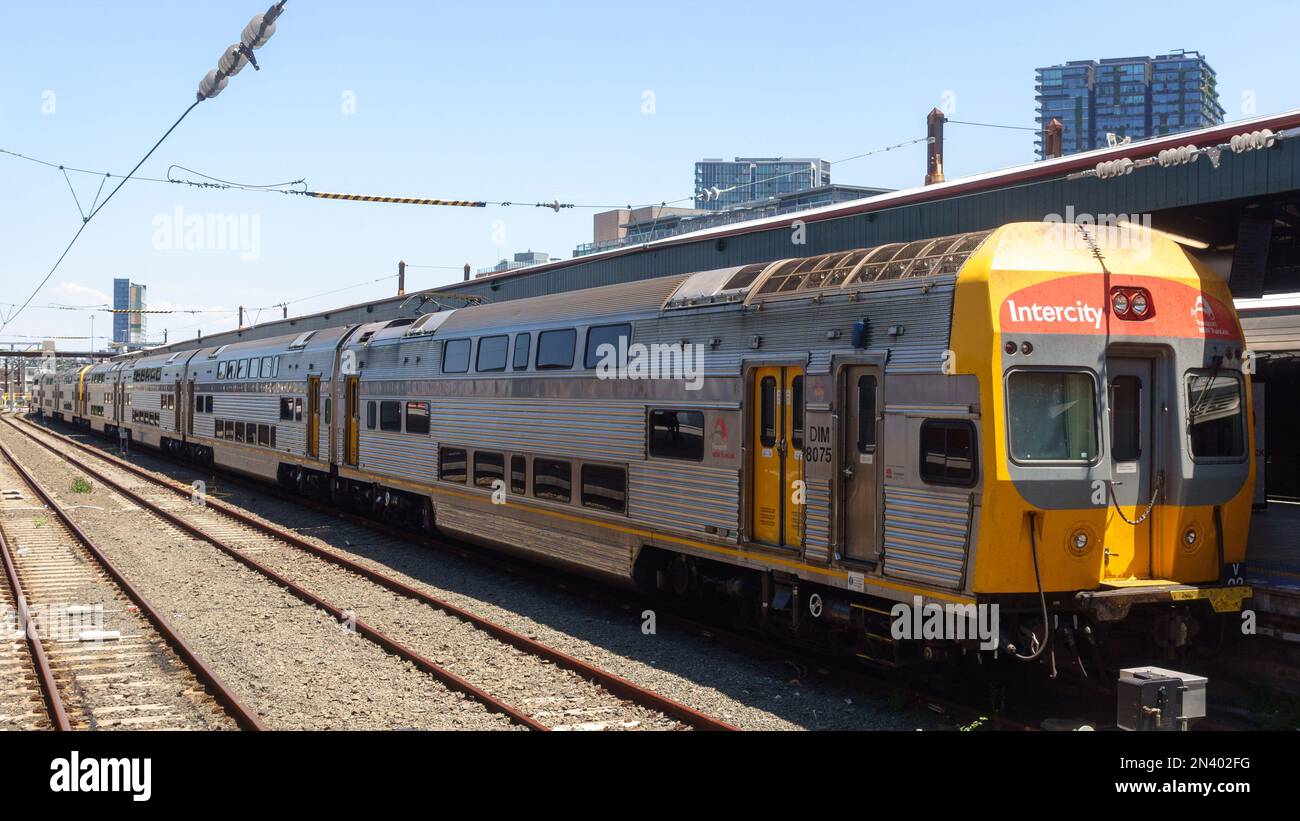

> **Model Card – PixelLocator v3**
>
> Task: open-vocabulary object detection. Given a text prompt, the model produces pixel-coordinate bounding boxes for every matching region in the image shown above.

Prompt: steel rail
[1,418,550,731]
[0,520,71,731]
[0,437,266,731]
[4,415,738,732]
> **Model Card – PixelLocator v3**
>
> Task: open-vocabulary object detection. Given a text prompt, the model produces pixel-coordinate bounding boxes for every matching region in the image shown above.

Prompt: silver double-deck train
[34,223,1255,672]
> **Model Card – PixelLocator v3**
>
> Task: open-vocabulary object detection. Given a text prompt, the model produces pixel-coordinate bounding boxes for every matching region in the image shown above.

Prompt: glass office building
[112,277,147,348]
[694,157,830,211]
[1035,51,1223,159]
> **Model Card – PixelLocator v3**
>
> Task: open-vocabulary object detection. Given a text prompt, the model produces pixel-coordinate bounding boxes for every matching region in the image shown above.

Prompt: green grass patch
[70,477,93,494]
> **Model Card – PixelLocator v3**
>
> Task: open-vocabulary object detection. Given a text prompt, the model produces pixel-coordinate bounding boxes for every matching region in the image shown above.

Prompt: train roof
[190,324,355,360]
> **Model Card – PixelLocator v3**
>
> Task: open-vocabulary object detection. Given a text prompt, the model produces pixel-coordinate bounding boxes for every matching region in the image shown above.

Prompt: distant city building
[112,278,147,349]
[694,157,830,211]
[1035,50,1223,158]
[577,183,892,258]
[476,250,554,278]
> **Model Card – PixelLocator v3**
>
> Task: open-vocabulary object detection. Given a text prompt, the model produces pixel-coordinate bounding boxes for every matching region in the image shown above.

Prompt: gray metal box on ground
[1117,666,1207,731]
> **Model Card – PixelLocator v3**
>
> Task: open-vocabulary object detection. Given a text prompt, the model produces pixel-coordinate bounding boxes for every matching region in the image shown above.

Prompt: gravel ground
[0,422,517,731]
[16,418,951,731]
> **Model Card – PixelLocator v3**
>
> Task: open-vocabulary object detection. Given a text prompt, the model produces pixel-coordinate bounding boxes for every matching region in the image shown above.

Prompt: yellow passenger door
[750,366,805,548]
[344,376,359,467]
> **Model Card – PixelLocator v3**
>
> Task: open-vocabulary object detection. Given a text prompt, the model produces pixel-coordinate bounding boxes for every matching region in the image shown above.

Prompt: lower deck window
[439,447,467,483]
[532,458,571,503]
[921,420,977,486]
[380,401,401,431]
[474,451,504,489]
[510,455,526,494]
[648,409,704,461]
[581,464,626,514]
[405,401,430,434]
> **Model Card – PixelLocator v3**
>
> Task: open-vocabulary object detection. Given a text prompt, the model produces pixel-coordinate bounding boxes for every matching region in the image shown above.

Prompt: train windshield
[1007,370,1098,463]
[1186,371,1246,460]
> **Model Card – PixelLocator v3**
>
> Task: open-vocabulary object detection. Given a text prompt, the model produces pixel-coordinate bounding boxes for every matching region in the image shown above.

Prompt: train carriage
[52,221,1254,672]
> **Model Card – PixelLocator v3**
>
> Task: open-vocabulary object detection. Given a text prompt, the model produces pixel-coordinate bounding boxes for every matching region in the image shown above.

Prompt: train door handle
[842,466,854,479]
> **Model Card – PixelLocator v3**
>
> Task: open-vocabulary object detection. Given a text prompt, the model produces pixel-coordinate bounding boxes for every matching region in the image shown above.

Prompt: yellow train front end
[952,222,1253,668]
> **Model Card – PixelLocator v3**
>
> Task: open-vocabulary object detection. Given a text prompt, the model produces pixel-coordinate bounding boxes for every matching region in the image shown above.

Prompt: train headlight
[1183,527,1198,547]
[1130,292,1149,317]
[1111,292,1129,316]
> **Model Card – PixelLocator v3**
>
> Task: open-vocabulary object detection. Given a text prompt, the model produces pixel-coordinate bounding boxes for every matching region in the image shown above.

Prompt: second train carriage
[67,221,1255,671]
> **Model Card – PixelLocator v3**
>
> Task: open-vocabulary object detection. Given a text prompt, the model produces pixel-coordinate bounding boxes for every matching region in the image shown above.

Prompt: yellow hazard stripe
[304,191,486,207]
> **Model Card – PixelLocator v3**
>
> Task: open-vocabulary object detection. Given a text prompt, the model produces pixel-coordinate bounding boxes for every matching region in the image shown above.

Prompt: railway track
[0,437,262,731]
[0,415,737,732]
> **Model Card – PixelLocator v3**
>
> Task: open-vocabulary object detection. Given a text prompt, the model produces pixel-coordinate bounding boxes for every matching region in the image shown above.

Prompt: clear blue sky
[2,0,1296,349]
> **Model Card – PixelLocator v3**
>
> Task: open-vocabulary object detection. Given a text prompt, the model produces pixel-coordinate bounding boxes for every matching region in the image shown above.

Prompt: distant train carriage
[59,222,1254,673]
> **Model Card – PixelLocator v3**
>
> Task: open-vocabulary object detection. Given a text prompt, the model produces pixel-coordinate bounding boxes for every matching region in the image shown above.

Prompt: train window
[366,401,376,430]
[532,459,572,503]
[206,396,213,413]
[792,376,806,451]
[760,376,777,447]
[272,357,280,378]
[581,464,627,514]
[324,397,332,425]
[237,359,248,379]
[217,362,228,380]
[270,426,277,449]
[648,409,705,461]
[280,398,294,420]
[439,447,467,483]
[1007,371,1098,463]
[258,424,270,447]
[920,420,977,487]
[857,375,877,453]
[405,401,430,434]
[262,357,273,379]
[251,359,263,379]
[294,398,303,422]
[584,323,632,369]
[214,420,223,438]
[474,452,505,489]
[1110,376,1142,462]
[379,400,401,431]
[1186,371,1245,460]
[236,421,246,443]
[476,336,509,372]
[196,394,203,412]
[442,339,471,373]
[512,334,531,371]
[510,455,527,494]
[536,329,576,370]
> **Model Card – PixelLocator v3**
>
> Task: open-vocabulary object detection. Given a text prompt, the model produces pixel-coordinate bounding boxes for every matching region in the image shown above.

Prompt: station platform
[1246,501,1300,624]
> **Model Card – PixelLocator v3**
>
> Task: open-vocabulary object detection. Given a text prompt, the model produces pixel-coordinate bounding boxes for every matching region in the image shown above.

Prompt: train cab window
[512,334,531,371]
[380,400,401,432]
[1110,376,1142,462]
[648,409,705,461]
[791,376,806,451]
[366,401,377,430]
[442,339,471,373]
[532,459,572,503]
[218,362,228,380]
[474,452,505,489]
[759,376,777,447]
[258,424,270,447]
[581,464,627,514]
[921,420,977,487]
[237,359,248,379]
[294,398,303,422]
[1186,371,1246,460]
[510,455,527,494]
[536,329,577,370]
[476,336,509,373]
[280,398,294,420]
[405,401,430,434]
[439,447,467,483]
[857,375,877,453]
[262,357,274,379]
[584,323,632,369]
[1006,371,1098,463]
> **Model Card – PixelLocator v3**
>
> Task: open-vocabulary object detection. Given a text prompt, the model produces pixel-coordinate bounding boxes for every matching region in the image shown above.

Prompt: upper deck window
[442,339,471,373]
[1007,370,1098,463]
[536,329,576,370]
[584,324,632,369]
[476,335,509,372]
[512,333,531,371]
[1186,371,1246,460]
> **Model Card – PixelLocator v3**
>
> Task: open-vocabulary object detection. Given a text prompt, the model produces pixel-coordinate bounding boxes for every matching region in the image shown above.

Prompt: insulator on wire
[197,69,229,100]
